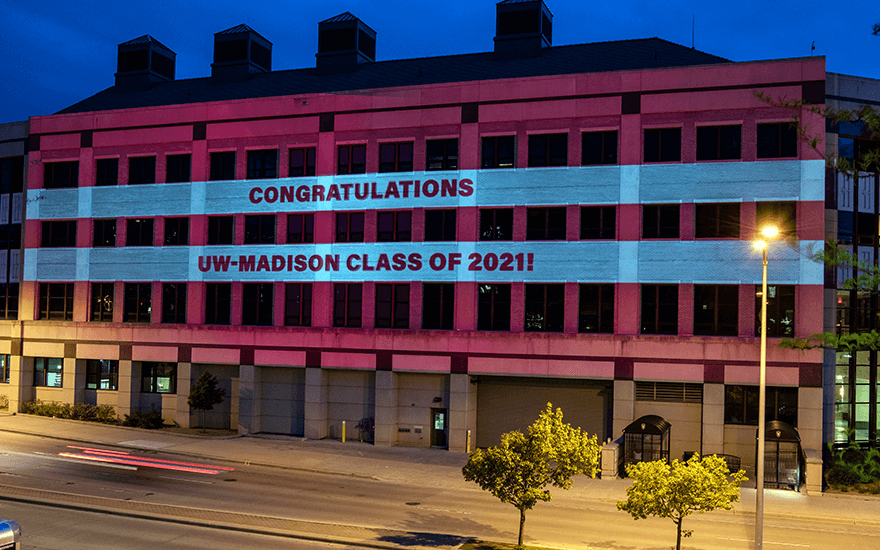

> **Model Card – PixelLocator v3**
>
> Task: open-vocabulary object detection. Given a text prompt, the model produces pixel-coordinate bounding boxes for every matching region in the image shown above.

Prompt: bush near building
[20,399,117,423]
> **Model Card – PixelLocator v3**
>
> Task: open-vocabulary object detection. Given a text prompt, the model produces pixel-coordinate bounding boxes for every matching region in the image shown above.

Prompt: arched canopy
[623,415,670,436]
[764,420,800,442]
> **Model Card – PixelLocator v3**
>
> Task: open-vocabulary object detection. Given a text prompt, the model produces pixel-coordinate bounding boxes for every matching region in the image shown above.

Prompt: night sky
[2,0,878,123]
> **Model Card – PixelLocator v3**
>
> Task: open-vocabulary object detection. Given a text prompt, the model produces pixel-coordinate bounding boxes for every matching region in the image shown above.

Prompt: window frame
[337,144,367,175]
[581,130,618,165]
[289,147,316,177]
[207,216,235,245]
[335,212,365,243]
[286,213,314,244]
[41,220,77,248]
[128,155,156,185]
[205,282,231,325]
[643,127,682,163]
[696,125,742,161]
[163,217,189,246]
[244,214,276,245]
[378,142,414,173]
[641,284,678,335]
[43,161,78,189]
[126,218,155,247]
[377,211,412,242]
[642,204,680,239]
[693,284,739,336]
[527,133,568,167]
[756,284,795,337]
[424,209,457,242]
[694,203,740,239]
[90,282,114,322]
[422,283,454,330]
[333,283,363,328]
[426,139,459,171]
[123,282,152,323]
[375,283,410,329]
[242,282,274,326]
[580,206,615,240]
[579,283,614,333]
[479,208,513,241]
[524,283,564,332]
[165,153,191,183]
[209,151,236,181]
[39,282,73,321]
[93,219,117,247]
[246,149,278,180]
[34,357,63,388]
[477,283,511,331]
[757,123,798,159]
[526,207,566,241]
[284,282,312,327]
[0,354,9,384]
[95,158,118,186]
[161,282,187,324]
[141,361,176,394]
[481,135,516,169]
[724,385,798,426]
[86,359,118,391]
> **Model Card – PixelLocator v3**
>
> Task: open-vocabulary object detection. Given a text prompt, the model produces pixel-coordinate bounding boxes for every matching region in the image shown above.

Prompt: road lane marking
[157,475,214,485]
[0,450,136,471]
[720,538,810,547]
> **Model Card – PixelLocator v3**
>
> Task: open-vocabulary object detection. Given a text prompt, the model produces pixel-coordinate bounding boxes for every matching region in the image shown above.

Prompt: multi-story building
[0,121,25,396]
[5,2,827,479]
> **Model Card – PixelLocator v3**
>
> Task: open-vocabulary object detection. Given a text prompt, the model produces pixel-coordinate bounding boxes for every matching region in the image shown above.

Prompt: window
[44,161,78,189]
[480,208,513,241]
[426,139,458,171]
[91,282,114,322]
[93,219,116,247]
[289,147,316,177]
[482,136,515,169]
[207,216,234,245]
[338,144,366,175]
[379,142,413,173]
[478,283,511,331]
[86,359,118,391]
[128,156,156,185]
[375,283,410,329]
[95,158,118,186]
[242,283,274,326]
[528,133,567,167]
[756,284,795,337]
[579,284,614,333]
[284,283,312,327]
[166,154,191,183]
[205,283,231,325]
[244,214,275,244]
[756,201,796,239]
[642,204,680,239]
[163,218,189,246]
[580,206,615,239]
[124,283,152,323]
[34,357,63,387]
[695,203,740,238]
[694,284,739,336]
[39,283,73,321]
[757,123,798,158]
[724,385,798,426]
[582,131,618,165]
[0,157,22,193]
[0,355,9,384]
[126,218,154,246]
[287,213,314,244]
[336,212,364,243]
[41,220,76,248]
[0,284,17,321]
[696,125,742,160]
[246,149,278,180]
[141,361,176,393]
[162,283,187,324]
[425,210,456,241]
[333,283,362,328]
[641,284,678,335]
[377,211,412,242]
[526,207,566,240]
[644,128,681,162]
[525,284,564,332]
[210,151,236,181]
[423,283,454,330]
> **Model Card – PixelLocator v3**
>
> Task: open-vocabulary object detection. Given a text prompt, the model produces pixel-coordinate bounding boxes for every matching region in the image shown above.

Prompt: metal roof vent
[316,12,376,74]
[115,35,176,91]
[494,0,552,58]
[211,24,272,81]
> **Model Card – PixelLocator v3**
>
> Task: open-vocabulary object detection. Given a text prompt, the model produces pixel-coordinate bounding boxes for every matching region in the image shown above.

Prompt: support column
[612,379,635,442]
[448,373,476,452]
[117,360,138,418]
[70,358,86,405]
[175,362,192,428]
[374,370,398,447]
[11,355,31,412]
[701,383,725,456]
[304,367,328,439]
[237,365,261,434]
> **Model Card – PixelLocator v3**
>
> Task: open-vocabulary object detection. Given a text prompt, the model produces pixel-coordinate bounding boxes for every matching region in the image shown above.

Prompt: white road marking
[157,475,214,485]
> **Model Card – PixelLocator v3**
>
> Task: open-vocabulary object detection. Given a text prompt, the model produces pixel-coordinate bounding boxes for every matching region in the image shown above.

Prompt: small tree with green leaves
[187,372,225,432]
[462,403,600,548]
[617,454,747,550]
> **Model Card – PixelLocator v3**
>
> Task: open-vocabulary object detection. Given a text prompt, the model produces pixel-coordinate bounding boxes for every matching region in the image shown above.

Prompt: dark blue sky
[2,0,878,123]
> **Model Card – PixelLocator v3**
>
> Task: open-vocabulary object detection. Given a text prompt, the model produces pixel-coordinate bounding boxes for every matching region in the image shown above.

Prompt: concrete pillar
[798,387,823,454]
[304,367,329,439]
[374,370,398,447]
[60,357,79,405]
[117,360,138,418]
[702,383,725,456]
[175,362,192,428]
[448,373,476,452]
[237,365,261,434]
[804,448,823,495]
[612,379,635,441]
[10,355,31,412]
[230,377,240,430]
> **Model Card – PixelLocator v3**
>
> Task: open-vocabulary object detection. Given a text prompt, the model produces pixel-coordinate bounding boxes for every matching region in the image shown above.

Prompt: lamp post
[754,225,778,550]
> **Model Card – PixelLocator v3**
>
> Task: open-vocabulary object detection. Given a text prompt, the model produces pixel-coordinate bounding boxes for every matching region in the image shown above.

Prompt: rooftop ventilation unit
[494,0,553,58]
[316,12,376,74]
[211,24,272,81]
[115,35,176,91]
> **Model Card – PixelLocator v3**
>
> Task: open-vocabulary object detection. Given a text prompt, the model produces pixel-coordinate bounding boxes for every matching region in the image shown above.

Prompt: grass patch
[460,540,566,550]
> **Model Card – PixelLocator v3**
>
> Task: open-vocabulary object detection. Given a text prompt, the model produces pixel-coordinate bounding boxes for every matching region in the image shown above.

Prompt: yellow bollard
[342,420,346,442]
[466,429,471,453]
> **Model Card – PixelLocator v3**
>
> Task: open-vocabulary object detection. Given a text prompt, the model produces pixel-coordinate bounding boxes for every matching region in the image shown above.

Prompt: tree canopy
[187,371,226,431]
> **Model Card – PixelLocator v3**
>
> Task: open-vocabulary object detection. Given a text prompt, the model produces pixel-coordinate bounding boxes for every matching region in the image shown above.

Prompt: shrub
[122,405,165,429]
[0,394,8,411]
[20,399,118,423]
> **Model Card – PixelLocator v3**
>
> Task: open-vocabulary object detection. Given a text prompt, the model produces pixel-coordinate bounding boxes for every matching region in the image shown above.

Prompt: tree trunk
[518,508,526,548]
[676,518,682,550]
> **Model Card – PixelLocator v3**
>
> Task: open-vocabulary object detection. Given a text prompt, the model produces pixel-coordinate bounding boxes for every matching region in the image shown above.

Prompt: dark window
[526,207,566,240]
[210,151,236,181]
[644,128,681,162]
[95,158,118,186]
[44,161,78,189]
[93,219,116,247]
[696,125,742,160]
[580,206,615,239]
[379,142,414,173]
[289,147,316,177]
[694,285,739,336]
[126,218,154,246]
[128,156,156,185]
[39,282,73,321]
[205,283,231,325]
[336,212,364,243]
[756,201,796,239]
[163,218,189,246]
[426,139,458,171]
[285,283,312,327]
[757,123,798,158]
[582,131,618,165]
[0,355,9,384]
[756,284,795,337]
[86,359,118,390]
[377,211,412,242]
[695,203,740,238]
[528,133,568,167]
[338,145,366,175]
[242,283,274,326]
[41,220,76,248]
[480,208,513,241]
[244,214,275,244]
[642,205,680,239]
[524,284,564,332]
[333,283,362,328]
[482,136,516,169]
[425,210,456,241]
[579,284,614,333]
[91,282,114,322]
[123,283,152,323]
[375,283,410,329]
[0,157,23,193]
[0,284,18,321]
[287,214,314,244]
[641,284,678,335]
[161,283,187,324]
[724,385,798,426]
[423,283,454,330]
[34,357,63,387]
[166,154,191,183]
[141,361,176,393]
[246,149,278,180]
[207,216,234,245]
[478,284,511,331]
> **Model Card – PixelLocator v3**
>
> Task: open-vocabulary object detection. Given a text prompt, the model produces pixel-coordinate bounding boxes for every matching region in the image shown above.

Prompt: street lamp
[753,224,777,550]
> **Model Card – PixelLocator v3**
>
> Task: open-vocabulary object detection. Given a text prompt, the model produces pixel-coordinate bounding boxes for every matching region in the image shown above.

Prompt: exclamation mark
[527,253,534,271]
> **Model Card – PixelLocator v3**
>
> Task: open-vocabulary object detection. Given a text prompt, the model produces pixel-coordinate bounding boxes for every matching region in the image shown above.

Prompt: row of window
[41,123,799,188]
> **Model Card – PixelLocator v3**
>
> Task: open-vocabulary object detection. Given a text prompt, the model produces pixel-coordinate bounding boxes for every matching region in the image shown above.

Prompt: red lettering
[296,185,310,202]
[272,255,285,271]
[280,186,295,203]
[294,255,308,272]
[239,255,256,272]
[429,252,446,271]
[340,183,353,200]
[384,182,400,199]
[448,253,462,271]
[347,254,361,271]
[326,184,341,201]
[324,254,340,271]
[355,183,369,200]
[392,253,407,271]
[459,178,474,197]
[407,253,422,271]
[370,182,383,199]
[312,185,325,201]
[198,256,211,272]
[376,254,391,271]
[361,254,375,271]
[248,188,262,204]
[308,255,323,271]
[257,255,271,271]
[441,179,456,197]
[263,187,278,203]
[399,181,412,197]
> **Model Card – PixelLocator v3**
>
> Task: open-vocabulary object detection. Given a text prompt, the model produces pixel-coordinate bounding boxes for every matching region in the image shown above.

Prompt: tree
[617,454,747,550]
[461,403,600,548]
[187,372,226,432]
